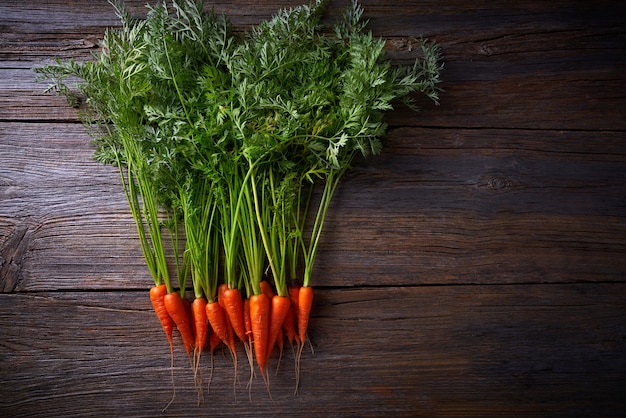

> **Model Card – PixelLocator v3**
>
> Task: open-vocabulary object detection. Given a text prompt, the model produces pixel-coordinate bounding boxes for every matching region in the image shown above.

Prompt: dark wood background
[2,1,625,416]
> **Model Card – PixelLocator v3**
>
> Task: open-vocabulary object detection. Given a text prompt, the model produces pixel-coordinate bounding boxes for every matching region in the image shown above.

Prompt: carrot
[243,297,255,398]
[191,297,208,354]
[283,305,298,346]
[244,298,252,342]
[224,311,236,356]
[150,284,177,409]
[297,285,313,345]
[218,283,228,309]
[266,295,291,363]
[217,283,237,351]
[294,285,314,396]
[221,286,246,343]
[249,293,270,373]
[209,329,221,353]
[260,280,275,300]
[164,291,195,356]
[277,327,284,354]
[206,299,238,399]
[150,284,174,349]
[183,297,191,316]
[288,284,300,316]
[287,284,300,344]
[190,297,208,404]
[206,300,236,355]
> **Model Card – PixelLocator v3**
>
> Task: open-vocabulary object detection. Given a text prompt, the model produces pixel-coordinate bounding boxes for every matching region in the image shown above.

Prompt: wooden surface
[1,1,626,416]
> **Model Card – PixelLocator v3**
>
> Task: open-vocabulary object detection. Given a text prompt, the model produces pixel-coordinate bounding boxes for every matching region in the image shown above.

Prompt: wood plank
[2,2,626,416]
[318,126,626,285]
[3,124,625,291]
[3,1,625,130]
[12,62,625,130]
[0,122,146,291]
[1,284,624,416]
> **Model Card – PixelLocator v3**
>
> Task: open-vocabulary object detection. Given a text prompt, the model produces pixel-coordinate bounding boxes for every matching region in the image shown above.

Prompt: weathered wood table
[2,1,625,416]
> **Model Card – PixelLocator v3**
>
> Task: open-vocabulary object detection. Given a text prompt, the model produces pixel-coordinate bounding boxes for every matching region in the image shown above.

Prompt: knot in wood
[486,175,513,190]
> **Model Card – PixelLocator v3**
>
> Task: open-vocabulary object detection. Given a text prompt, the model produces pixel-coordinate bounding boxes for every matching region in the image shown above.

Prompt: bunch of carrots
[35,0,442,404]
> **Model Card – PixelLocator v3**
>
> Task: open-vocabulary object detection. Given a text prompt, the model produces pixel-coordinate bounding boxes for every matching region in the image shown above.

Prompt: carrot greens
[35,0,442,401]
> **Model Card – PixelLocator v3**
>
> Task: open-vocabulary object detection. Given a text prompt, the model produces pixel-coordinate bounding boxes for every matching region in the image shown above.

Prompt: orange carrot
[206,300,236,355]
[149,284,174,349]
[183,297,191,316]
[283,305,298,346]
[209,300,238,399]
[218,283,228,309]
[294,286,314,396]
[288,284,300,316]
[164,291,195,356]
[297,286,313,345]
[225,312,236,355]
[276,327,284,355]
[209,329,221,353]
[221,286,246,343]
[151,285,177,408]
[242,297,255,398]
[249,293,270,373]
[190,297,208,404]
[244,298,252,342]
[217,283,237,349]
[191,297,208,354]
[288,284,300,343]
[266,295,291,362]
[260,280,275,300]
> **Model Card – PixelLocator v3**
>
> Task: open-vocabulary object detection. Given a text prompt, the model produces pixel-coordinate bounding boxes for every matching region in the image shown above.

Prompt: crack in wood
[0,224,31,292]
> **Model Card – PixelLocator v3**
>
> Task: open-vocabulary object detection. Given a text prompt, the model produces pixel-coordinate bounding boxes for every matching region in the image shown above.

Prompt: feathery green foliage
[35,0,442,298]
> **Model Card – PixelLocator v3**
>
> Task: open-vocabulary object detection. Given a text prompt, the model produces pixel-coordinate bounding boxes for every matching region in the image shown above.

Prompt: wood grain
[3,1,625,129]
[3,124,625,291]
[1,0,626,416]
[1,285,625,417]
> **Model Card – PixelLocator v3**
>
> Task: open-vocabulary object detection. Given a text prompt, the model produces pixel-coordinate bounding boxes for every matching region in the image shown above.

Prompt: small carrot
[266,295,291,363]
[287,284,300,344]
[217,283,237,350]
[209,329,222,354]
[150,284,174,350]
[206,300,236,355]
[243,297,255,398]
[218,283,228,309]
[151,284,177,408]
[164,291,195,356]
[244,298,252,342]
[183,297,191,316]
[190,297,208,404]
[249,293,270,374]
[207,298,238,398]
[297,286,313,345]
[277,327,284,353]
[191,297,208,355]
[282,305,298,346]
[288,284,300,316]
[260,280,275,300]
[221,286,246,343]
[294,285,314,395]
[225,312,236,356]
